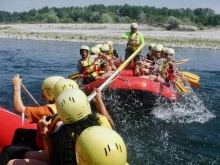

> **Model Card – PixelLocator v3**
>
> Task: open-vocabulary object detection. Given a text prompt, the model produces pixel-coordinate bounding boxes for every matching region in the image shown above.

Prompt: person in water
[121,23,144,72]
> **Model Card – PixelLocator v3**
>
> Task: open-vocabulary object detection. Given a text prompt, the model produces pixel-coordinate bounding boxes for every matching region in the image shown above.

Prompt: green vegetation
[0,4,220,28]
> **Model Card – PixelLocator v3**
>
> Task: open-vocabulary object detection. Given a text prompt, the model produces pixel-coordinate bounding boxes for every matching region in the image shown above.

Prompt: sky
[0,0,220,14]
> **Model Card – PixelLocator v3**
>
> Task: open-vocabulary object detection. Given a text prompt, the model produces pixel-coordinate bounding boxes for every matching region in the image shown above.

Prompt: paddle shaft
[46,43,147,121]
[21,83,40,107]
[88,43,147,101]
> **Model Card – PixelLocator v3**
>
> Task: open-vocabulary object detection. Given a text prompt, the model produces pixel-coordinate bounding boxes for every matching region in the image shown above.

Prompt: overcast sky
[0,0,220,14]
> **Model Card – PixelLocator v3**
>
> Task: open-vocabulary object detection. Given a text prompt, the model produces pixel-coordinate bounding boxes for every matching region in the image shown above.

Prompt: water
[0,38,220,164]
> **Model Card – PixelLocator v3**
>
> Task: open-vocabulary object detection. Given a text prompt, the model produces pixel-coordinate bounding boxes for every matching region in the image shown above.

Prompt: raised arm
[92,88,115,127]
[11,74,25,115]
[121,31,130,39]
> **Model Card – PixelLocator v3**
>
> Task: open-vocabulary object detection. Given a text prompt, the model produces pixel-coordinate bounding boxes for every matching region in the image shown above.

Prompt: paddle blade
[176,59,190,65]
[68,72,79,81]
[181,71,200,83]
[175,81,189,94]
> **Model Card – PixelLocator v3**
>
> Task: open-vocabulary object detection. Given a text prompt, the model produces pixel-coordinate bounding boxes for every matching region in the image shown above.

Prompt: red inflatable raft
[79,70,178,105]
[0,107,37,152]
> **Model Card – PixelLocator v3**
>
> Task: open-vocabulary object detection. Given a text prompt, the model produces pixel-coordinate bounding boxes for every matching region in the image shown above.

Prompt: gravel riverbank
[1,23,220,49]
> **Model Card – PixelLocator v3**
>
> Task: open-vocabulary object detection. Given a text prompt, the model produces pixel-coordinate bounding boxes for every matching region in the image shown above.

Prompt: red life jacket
[166,67,175,82]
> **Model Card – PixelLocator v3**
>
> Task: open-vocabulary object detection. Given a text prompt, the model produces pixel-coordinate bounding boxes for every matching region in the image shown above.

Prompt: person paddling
[40,88,115,165]
[5,78,79,165]
[77,45,114,84]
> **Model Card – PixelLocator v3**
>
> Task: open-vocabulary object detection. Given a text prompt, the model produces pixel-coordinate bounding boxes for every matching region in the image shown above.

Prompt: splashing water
[151,86,215,123]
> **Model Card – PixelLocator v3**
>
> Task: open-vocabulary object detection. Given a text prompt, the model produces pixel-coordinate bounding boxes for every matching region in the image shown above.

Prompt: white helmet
[53,79,79,100]
[75,126,127,165]
[41,76,65,101]
[130,23,138,29]
[56,88,91,124]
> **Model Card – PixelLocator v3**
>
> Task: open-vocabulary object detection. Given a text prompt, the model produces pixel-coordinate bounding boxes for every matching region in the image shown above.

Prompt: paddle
[175,81,189,94]
[46,42,148,121]
[179,74,200,88]
[87,42,148,101]
[68,72,80,81]
[21,83,40,107]
[180,71,200,83]
[145,58,190,65]
[176,59,190,65]
[18,76,40,107]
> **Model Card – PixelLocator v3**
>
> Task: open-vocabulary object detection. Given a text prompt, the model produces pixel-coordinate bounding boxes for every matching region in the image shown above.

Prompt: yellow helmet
[56,88,91,124]
[154,44,163,51]
[75,126,127,165]
[80,45,90,54]
[41,76,65,101]
[94,44,103,49]
[165,48,175,55]
[106,41,113,48]
[162,47,167,52]
[100,45,110,52]
[53,79,79,100]
[148,43,155,49]
[90,47,100,55]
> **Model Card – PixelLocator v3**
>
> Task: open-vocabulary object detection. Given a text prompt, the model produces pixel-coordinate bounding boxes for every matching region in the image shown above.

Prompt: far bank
[0,23,220,49]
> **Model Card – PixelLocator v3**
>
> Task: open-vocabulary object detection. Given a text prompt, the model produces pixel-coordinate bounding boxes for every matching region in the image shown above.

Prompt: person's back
[45,88,114,165]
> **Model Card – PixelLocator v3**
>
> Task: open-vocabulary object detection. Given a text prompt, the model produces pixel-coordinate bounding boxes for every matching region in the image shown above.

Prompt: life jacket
[36,104,59,149]
[79,56,100,78]
[166,67,175,82]
[128,32,140,50]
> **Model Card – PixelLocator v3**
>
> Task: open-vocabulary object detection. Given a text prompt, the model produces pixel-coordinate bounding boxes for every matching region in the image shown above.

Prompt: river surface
[0,38,219,165]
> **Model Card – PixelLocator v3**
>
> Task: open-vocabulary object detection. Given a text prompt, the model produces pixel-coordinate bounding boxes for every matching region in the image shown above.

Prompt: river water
[0,38,219,165]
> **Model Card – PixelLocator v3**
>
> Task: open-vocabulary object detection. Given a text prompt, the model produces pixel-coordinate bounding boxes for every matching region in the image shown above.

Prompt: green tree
[47,15,59,23]
[100,13,113,23]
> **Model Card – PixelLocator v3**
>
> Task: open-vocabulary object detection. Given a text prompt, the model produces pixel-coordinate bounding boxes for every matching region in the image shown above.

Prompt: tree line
[0,4,220,27]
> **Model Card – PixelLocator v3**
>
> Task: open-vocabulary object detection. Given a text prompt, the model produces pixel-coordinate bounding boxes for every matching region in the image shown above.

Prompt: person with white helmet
[36,88,115,165]
[7,78,80,165]
[75,126,128,165]
[77,45,113,84]
[121,23,144,72]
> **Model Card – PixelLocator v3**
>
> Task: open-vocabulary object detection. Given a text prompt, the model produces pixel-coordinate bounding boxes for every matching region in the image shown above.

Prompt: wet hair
[50,113,100,165]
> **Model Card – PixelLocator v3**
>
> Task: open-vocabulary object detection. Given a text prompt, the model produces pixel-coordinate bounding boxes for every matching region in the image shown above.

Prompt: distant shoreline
[1,23,220,49]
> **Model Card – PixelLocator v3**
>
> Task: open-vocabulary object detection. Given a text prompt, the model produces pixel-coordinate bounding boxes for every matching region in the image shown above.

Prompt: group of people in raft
[0,23,179,165]
[78,22,178,87]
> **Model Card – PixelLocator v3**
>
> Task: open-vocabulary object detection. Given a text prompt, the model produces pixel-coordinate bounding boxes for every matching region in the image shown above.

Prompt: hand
[79,74,84,78]
[92,88,102,103]
[38,116,51,135]
[11,74,22,90]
